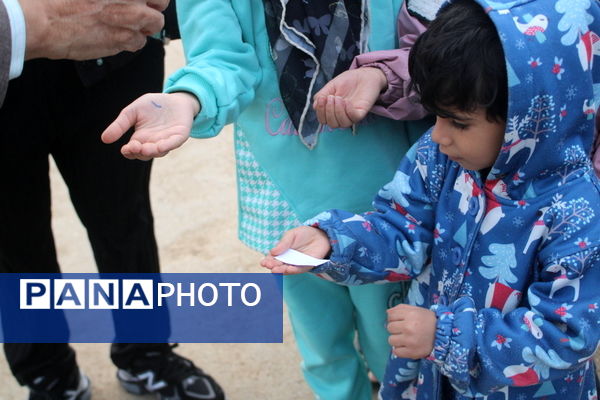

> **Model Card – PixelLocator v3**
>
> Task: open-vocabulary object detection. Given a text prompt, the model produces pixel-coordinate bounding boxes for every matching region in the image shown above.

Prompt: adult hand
[313,67,387,128]
[102,92,199,161]
[387,304,437,359]
[21,0,169,60]
[260,226,331,275]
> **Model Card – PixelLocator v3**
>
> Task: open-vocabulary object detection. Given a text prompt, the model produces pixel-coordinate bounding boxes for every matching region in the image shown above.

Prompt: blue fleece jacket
[309,0,600,398]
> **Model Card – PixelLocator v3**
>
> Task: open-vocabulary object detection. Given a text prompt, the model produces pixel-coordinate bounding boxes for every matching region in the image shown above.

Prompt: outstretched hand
[260,226,331,275]
[387,304,437,359]
[102,92,199,161]
[312,67,387,128]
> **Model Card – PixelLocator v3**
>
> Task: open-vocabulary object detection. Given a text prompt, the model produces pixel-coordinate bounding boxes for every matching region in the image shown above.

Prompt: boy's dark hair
[409,0,508,122]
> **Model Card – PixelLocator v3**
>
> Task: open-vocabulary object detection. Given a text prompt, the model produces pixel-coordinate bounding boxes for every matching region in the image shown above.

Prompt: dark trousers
[0,39,170,386]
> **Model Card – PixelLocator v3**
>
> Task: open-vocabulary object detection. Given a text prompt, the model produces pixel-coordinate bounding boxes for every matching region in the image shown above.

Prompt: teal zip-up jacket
[162,3,433,399]
[165,0,432,223]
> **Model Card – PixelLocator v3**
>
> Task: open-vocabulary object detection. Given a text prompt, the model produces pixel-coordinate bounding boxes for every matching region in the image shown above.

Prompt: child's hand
[260,226,331,275]
[387,304,437,359]
[101,92,200,160]
[313,67,387,128]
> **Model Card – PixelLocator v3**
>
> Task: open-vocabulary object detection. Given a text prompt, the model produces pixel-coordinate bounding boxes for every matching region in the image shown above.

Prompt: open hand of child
[312,67,387,129]
[260,226,331,275]
[387,304,437,359]
[101,92,200,160]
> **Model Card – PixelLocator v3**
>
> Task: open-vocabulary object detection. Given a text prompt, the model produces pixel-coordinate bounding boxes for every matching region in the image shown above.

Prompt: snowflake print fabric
[304,0,600,399]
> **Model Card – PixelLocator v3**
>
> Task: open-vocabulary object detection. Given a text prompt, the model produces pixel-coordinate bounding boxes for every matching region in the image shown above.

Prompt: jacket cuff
[164,69,220,138]
[429,297,477,393]
[430,303,454,365]
[302,212,355,276]
[357,62,403,107]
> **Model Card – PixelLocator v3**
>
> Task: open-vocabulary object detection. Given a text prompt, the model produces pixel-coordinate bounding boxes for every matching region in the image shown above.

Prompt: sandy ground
[0,41,314,400]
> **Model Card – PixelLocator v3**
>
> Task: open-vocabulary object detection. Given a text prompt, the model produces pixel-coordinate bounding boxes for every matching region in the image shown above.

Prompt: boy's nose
[431,118,452,146]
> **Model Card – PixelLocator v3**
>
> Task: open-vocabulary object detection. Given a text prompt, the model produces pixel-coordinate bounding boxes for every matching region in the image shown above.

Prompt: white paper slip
[274,249,329,266]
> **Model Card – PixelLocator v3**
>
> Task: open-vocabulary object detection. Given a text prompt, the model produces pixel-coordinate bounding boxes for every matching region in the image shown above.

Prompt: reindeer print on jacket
[304,0,600,398]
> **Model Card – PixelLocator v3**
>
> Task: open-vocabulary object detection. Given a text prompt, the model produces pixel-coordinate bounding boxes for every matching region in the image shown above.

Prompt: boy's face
[431,108,506,171]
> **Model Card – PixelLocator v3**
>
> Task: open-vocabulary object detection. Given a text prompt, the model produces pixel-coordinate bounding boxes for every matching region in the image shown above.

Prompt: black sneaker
[116,344,224,400]
[28,369,91,400]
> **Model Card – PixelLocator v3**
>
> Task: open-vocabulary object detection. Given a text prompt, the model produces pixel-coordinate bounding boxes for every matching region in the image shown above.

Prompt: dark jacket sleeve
[0,0,11,108]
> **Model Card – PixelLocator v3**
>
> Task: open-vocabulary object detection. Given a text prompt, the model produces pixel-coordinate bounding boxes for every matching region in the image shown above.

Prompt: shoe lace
[154,344,201,383]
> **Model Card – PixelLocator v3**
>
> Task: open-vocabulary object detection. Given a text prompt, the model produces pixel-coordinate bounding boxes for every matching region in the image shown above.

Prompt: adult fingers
[98,28,147,54]
[101,3,154,28]
[120,32,148,53]
[139,10,165,36]
[102,3,164,36]
[147,0,169,12]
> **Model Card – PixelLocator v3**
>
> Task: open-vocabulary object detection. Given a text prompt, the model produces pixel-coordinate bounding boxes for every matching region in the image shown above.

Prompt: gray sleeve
[0,0,11,108]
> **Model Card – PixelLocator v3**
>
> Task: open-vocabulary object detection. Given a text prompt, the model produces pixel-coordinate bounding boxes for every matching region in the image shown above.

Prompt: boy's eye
[451,120,469,130]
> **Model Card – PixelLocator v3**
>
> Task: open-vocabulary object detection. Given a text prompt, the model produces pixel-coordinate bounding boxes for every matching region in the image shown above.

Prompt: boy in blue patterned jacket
[262,0,600,398]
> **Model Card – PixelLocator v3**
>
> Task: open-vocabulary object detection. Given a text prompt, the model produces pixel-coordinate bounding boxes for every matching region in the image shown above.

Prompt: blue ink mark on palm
[151,101,163,109]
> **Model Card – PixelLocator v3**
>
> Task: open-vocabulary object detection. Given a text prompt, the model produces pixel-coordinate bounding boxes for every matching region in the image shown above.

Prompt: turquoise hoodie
[164,3,432,399]
[165,0,432,236]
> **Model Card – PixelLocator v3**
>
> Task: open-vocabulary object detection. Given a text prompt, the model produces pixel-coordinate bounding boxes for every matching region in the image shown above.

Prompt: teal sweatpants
[284,273,406,400]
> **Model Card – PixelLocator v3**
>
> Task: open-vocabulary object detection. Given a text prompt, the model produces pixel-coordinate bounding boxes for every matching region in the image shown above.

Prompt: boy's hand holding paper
[260,227,330,274]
